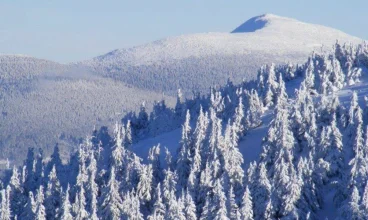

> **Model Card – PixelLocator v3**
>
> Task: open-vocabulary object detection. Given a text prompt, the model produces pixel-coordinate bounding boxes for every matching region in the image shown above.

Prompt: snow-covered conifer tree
[45,165,62,219]
[183,190,197,220]
[148,183,165,220]
[122,191,144,220]
[148,145,163,186]
[35,186,46,220]
[162,169,178,207]
[60,185,73,220]
[240,186,254,220]
[0,187,11,220]
[176,110,192,189]
[75,186,88,220]
[137,164,153,202]
[8,167,25,216]
[233,97,246,137]
[165,194,185,220]
[227,186,241,220]
[245,89,262,129]
[349,108,367,191]
[211,178,229,220]
[125,120,133,149]
[99,166,124,220]
[251,163,271,219]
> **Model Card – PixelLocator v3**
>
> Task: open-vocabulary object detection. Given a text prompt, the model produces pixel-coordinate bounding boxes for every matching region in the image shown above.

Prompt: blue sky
[0,0,366,63]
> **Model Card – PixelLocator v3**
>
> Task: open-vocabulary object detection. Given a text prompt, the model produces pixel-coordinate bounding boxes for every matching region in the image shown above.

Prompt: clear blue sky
[0,0,366,63]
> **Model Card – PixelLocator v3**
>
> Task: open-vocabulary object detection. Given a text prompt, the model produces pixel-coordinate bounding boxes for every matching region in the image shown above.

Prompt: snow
[81,14,364,97]
[90,14,362,67]
[239,110,273,170]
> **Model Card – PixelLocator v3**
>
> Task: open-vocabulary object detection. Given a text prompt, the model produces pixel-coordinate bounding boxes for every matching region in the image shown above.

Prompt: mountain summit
[231,14,287,33]
[83,14,363,95]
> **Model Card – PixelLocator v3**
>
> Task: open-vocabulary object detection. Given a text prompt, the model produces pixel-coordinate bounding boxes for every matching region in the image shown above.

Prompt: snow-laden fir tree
[137,164,153,202]
[227,185,241,220]
[99,166,124,220]
[35,186,46,220]
[176,110,192,189]
[45,165,62,219]
[240,186,254,220]
[183,190,197,220]
[60,185,73,220]
[0,186,11,220]
[148,183,165,220]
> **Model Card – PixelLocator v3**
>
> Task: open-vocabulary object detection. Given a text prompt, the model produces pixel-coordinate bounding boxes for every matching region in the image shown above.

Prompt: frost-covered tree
[137,164,153,202]
[165,194,185,220]
[99,166,124,220]
[60,185,73,220]
[324,114,344,177]
[251,163,272,220]
[183,190,197,220]
[176,110,192,189]
[35,186,46,220]
[240,186,254,220]
[162,169,178,207]
[148,145,163,186]
[211,178,229,220]
[86,151,98,220]
[125,120,133,149]
[349,108,367,191]
[75,186,88,220]
[8,167,25,216]
[122,191,144,220]
[223,122,244,196]
[148,183,165,220]
[233,97,246,137]
[245,89,262,129]
[45,165,62,219]
[0,187,11,220]
[227,186,241,220]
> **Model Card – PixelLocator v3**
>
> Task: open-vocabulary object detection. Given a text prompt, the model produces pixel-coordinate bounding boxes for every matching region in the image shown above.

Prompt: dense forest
[0,42,368,219]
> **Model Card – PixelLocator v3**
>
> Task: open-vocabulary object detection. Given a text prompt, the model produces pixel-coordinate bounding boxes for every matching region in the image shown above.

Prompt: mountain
[0,14,364,164]
[82,14,363,95]
[0,55,175,163]
[1,41,367,219]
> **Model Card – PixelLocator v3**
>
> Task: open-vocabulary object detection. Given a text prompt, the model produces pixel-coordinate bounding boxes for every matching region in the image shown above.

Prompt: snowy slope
[130,67,368,220]
[0,55,175,164]
[83,14,363,95]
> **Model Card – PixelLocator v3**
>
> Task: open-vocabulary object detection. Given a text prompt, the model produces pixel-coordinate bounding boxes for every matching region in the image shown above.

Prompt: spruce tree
[0,187,11,220]
[60,185,73,220]
[99,166,124,220]
[240,186,254,220]
[148,183,165,220]
[176,110,192,189]
[35,186,46,220]
[45,165,62,219]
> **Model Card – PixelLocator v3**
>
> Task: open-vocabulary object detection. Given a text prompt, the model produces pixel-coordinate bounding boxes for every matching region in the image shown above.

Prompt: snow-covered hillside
[2,43,368,219]
[83,14,363,95]
[0,55,175,163]
[0,14,365,167]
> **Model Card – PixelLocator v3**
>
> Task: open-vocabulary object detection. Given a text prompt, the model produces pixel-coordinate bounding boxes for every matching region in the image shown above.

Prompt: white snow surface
[90,14,363,67]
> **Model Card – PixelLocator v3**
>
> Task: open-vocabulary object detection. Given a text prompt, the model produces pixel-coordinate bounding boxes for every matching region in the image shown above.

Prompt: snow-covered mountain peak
[231,13,295,33]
